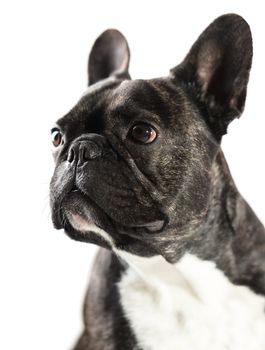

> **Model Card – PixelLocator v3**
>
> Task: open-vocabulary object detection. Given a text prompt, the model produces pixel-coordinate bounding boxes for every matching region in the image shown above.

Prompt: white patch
[117,252,265,350]
[65,219,265,349]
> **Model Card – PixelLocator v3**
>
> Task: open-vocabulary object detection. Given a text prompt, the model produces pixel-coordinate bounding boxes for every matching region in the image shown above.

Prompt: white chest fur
[117,252,265,350]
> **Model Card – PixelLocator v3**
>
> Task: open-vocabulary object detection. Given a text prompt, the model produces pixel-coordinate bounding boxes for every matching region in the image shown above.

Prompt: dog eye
[51,128,63,147]
[130,123,157,144]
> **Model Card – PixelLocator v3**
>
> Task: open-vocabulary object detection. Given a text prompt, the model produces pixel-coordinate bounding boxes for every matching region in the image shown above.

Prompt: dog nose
[67,139,103,166]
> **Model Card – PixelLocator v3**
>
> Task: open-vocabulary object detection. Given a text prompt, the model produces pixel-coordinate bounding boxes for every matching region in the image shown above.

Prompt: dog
[50,14,265,350]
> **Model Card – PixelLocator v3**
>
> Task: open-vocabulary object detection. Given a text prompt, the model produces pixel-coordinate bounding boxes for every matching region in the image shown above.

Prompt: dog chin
[60,189,112,233]
[56,191,163,257]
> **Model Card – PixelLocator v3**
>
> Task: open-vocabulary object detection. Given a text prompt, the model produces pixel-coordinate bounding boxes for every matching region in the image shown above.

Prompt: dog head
[50,14,252,260]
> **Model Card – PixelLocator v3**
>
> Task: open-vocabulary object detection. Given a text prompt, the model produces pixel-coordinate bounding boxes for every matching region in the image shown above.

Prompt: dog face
[50,14,252,260]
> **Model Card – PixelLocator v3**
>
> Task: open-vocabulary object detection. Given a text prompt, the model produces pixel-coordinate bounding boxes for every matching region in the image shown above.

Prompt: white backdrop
[0,1,264,349]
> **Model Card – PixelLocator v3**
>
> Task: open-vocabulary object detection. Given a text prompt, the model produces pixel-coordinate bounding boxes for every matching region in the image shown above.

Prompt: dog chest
[117,253,265,350]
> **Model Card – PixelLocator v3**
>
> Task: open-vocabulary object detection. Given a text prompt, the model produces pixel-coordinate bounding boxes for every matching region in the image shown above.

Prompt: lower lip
[67,213,94,232]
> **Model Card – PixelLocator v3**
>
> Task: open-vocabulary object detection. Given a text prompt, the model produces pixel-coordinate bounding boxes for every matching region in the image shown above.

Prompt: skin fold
[50,14,265,350]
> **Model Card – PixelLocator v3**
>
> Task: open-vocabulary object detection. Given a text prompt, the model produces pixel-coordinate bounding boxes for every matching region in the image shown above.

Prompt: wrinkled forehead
[108,79,183,118]
[56,77,183,131]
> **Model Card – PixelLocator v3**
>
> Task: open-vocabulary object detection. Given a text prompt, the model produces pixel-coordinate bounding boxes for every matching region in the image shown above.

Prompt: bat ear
[88,29,130,86]
[171,14,253,137]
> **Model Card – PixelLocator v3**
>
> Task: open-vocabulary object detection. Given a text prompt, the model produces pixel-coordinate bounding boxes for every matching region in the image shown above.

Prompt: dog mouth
[56,188,112,231]
[67,212,94,232]
[53,187,166,241]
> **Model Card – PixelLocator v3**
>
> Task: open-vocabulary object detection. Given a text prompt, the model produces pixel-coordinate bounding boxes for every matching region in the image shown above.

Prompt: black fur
[50,14,265,349]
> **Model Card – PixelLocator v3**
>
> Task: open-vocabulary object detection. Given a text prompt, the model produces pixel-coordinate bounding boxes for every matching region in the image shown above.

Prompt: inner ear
[171,14,253,136]
[88,29,130,86]
[196,39,222,95]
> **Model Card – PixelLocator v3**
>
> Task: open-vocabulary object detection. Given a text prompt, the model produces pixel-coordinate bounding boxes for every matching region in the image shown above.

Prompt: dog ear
[88,29,130,86]
[171,14,253,137]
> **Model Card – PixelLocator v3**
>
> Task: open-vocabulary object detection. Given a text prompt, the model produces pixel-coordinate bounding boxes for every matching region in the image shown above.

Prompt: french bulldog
[50,14,265,350]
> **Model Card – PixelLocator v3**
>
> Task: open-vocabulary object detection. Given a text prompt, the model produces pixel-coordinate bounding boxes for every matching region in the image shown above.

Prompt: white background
[0,1,264,349]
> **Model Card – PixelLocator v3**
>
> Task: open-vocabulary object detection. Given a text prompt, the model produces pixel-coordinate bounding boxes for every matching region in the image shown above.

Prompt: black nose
[67,137,103,166]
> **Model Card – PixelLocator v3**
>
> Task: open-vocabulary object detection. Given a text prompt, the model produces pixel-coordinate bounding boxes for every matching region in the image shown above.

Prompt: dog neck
[156,150,265,294]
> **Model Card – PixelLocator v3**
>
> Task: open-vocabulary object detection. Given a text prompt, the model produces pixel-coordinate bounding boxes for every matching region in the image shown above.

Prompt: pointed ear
[88,29,130,86]
[171,14,253,136]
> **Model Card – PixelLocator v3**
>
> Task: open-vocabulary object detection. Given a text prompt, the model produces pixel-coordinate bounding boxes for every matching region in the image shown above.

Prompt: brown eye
[51,129,63,147]
[130,123,157,144]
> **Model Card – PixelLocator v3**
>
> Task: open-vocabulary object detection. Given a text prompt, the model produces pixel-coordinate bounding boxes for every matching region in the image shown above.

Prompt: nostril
[67,148,75,163]
[67,139,103,166]
[83,142,102,160]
